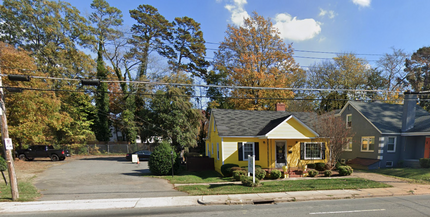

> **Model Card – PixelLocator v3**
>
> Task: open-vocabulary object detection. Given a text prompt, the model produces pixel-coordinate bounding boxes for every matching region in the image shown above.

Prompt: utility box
[132,154,139,163]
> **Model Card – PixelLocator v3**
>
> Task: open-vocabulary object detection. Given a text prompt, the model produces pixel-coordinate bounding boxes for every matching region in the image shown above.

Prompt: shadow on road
[122,169,151,176]
[78,156,127,162]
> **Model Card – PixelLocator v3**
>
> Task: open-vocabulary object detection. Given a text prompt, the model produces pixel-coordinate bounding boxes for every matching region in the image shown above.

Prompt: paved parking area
[34,156,187,201]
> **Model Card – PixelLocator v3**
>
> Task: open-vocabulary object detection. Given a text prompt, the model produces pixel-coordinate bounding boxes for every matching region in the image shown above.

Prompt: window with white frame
[361,136,375,152]
[346,114,352,128]
[343,137,353,151]
[243,142,254,160]
[386,161,393,167]
[304,142,323,160]
[217,143,219,160]
[387,137,396,152]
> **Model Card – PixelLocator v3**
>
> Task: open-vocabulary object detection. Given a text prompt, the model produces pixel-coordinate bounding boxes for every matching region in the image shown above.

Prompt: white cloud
[225,0,250,26]
[319,8,336,19]
[352,0,371,7]
[273,13,321,42]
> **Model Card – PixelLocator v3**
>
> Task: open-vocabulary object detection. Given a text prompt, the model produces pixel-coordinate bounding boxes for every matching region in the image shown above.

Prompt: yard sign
[248,155,255,183]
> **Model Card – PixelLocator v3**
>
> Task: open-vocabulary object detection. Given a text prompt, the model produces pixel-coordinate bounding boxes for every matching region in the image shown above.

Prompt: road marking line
[310,209,386,215]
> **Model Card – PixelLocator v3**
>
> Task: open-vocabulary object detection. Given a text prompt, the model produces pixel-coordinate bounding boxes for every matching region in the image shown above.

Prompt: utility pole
[0,75,19,200]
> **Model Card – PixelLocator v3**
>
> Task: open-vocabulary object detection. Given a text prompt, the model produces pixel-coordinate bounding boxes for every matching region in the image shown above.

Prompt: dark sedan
[125,150,152,161]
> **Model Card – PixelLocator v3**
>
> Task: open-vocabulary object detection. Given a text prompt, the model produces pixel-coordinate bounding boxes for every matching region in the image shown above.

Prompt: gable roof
[345,101,430,134]
[211,109,318,137]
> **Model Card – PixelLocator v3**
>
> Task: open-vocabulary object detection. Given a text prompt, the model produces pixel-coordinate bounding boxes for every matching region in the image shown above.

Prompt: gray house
[337,93,430,169]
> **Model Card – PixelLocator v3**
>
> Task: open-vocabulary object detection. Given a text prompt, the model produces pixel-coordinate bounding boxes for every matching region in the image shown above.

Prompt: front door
[275,141,286,168]
[425,138,430,159]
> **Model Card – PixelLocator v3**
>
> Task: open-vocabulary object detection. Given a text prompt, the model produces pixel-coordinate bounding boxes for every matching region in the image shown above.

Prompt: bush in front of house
[335,161,342,170]
[338,166,353,176]
[307,163,316,169]
[148,141,178,175]
[324,170,332,177]
[270,170,282,179]
[233,170,247,181]
[221,164,239,177]
[308,169,319,177]
[419,158,430,168]
[255,167,266,180]
[230,167,246,173]
[241,176,259,187]
[315,163,326,171]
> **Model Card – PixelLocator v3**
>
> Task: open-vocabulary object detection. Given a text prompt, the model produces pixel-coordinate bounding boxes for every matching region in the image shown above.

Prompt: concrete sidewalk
[1,172,430,213]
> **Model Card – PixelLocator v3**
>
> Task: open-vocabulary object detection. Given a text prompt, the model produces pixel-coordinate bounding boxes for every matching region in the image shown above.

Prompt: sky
[62,0,430,69]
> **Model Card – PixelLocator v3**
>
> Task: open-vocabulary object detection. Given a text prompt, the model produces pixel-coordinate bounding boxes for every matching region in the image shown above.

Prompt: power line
[0,73,400,93]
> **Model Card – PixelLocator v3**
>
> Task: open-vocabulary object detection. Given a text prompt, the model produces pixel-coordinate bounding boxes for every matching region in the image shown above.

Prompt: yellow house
[206,104,328,175]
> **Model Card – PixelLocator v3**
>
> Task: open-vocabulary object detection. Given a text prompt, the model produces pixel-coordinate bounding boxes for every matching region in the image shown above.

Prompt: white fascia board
[401,132,430,136]
[264,115,320,138]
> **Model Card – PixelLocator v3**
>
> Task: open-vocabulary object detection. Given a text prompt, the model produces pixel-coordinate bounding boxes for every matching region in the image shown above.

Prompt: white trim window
[243,142,254,161]
[343,137,353,151]
[387,137,396,152]
[304,142,323,160]
[361,136,375,152]
[386,161,393,167]
[217,143,219,160]
[346,114,352,128]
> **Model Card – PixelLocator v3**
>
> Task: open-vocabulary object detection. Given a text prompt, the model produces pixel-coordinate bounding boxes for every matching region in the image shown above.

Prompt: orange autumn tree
[0,42,70,147]
[211,12,305,111]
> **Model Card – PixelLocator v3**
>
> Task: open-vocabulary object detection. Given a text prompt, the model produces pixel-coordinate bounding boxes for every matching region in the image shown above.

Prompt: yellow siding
[267,118,317,138]
[206,113,328,174]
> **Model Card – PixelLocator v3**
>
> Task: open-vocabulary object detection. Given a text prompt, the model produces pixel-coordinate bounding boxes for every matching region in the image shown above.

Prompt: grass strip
[176,178,391,195]
[0,181,40,202]
[371,168,430,184]
[145,170,232,184]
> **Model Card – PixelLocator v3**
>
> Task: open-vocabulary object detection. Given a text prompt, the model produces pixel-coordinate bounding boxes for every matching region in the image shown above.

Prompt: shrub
[324,170,332,177]
[308,169,319,177]
[419,158,430,168]
[270,170,282,179]
[335,162,342,170]
[233,170,247,181]
[255,167,266,180]
[230,167,245,173]
[0,156,6,171]
[221,164,239,177]
[315,163,326,171]
[338,166,353,176]
[241,176,259,187]
[307,163,316,169]
[148,141,178,175]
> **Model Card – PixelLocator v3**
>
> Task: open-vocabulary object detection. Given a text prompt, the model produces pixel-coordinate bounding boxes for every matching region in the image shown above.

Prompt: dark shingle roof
[211,109,317,137]
[349,101,430,133]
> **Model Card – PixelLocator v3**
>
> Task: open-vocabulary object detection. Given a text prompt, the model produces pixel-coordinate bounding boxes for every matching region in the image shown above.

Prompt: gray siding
[400,136,426,159]
[381,135,401,168]
[339,104,380,162]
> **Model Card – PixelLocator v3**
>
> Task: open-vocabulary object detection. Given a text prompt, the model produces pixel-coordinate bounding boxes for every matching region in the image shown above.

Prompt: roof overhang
[264,115,319,138]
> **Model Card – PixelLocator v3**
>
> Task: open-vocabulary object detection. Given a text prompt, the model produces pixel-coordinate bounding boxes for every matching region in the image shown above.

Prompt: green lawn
[145,170,233,184]
[372,168,430,184]
[176,178,391,195]
[0,181,40,202]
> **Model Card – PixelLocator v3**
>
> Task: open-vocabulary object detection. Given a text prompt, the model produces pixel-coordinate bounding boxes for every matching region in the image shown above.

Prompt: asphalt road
[5,195,430,217]
[33,156,187,201]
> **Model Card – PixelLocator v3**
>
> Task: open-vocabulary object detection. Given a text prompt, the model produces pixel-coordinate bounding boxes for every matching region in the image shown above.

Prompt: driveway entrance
[34,156,187,201]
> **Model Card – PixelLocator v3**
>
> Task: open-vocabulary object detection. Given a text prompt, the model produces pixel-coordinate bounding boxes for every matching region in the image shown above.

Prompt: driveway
[34,156,187,201]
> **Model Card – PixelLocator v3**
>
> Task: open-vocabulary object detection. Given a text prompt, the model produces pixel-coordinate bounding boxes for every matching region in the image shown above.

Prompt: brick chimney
[402,91,418,132]
[276,103,285,112]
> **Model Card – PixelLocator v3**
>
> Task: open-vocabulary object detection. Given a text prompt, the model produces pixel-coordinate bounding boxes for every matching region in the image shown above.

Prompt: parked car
[125,150,152,161]
[15,145,70,161]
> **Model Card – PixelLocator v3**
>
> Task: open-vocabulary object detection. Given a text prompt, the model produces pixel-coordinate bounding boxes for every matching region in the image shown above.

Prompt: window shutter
[321,143,326,160]
[300,142,304,160]
[238,142,243,161]
[255,142,259,161]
